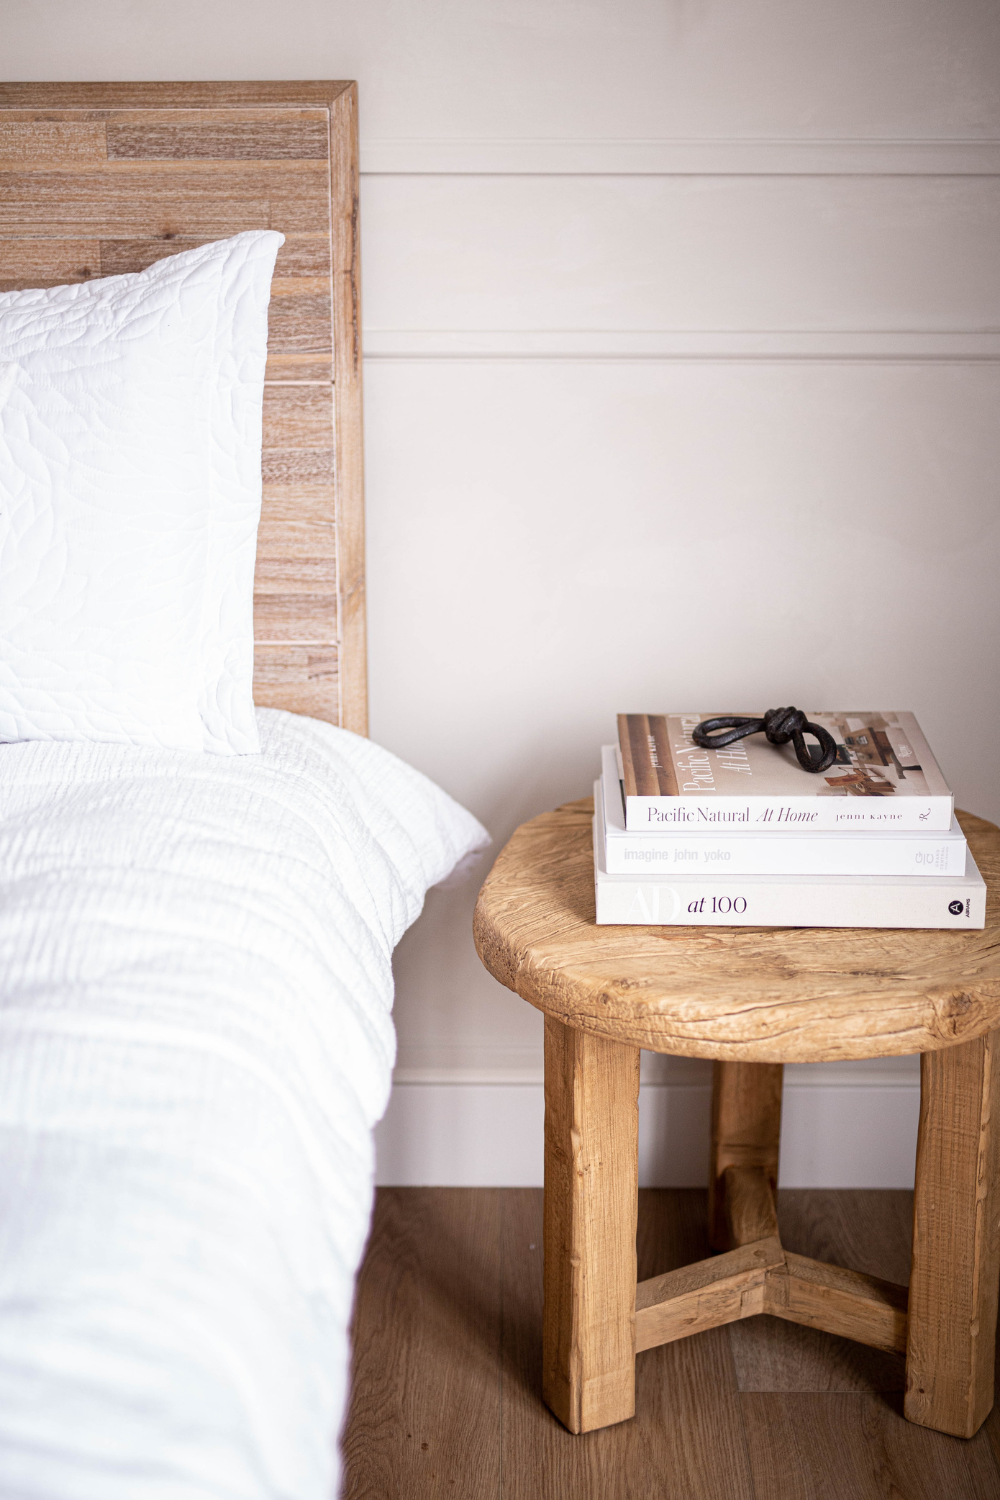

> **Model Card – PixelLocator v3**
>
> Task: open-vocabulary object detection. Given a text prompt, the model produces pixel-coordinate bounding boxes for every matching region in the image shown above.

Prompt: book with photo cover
[617,711,953,832]
[599,748,967,876]
[593,782,985,928]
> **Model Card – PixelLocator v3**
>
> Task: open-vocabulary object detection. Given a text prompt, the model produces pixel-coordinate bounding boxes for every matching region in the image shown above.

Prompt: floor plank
[776,1189,914,1285]
[728,1316,905,1394]
[741,1393,1000,1500]
[342,1188,503,1500]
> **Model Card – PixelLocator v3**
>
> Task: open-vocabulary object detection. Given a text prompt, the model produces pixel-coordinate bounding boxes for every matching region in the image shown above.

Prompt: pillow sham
[0,230,283,754]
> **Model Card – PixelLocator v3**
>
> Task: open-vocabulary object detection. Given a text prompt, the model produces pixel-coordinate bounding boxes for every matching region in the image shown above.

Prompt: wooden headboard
[0,81,366,735]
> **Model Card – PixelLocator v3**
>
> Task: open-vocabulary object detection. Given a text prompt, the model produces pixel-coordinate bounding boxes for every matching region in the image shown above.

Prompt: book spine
[595,870,986,929]
[603,834,966,876]
[624,795,955,834]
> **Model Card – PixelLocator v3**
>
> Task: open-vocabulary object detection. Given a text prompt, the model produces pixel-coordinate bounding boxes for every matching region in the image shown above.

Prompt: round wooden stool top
[473,800,1000,1064]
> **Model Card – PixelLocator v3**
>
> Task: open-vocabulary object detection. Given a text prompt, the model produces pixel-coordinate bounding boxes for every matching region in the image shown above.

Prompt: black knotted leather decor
[692,708,838,774]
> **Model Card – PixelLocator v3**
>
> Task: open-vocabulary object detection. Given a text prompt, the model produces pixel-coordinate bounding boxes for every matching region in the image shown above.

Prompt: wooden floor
[342,1188,1000,1499]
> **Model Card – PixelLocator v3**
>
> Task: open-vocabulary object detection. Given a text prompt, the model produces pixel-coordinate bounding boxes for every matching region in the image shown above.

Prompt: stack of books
[594,712,986,928]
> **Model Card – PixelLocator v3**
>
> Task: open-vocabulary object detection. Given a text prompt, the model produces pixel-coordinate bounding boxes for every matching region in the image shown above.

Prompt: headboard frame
[0,81,367,734]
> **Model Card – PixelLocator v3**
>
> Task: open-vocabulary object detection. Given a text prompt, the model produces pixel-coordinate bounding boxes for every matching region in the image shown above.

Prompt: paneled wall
[8,0,1000,1185]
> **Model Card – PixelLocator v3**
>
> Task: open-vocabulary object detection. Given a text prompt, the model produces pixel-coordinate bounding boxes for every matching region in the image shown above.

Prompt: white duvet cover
[0,709,487,1500]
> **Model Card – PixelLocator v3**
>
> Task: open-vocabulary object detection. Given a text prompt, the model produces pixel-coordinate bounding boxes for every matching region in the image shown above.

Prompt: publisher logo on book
[948,899,968,917]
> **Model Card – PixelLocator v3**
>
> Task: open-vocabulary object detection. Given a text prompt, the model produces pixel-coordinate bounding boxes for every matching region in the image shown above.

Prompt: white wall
[9,0,999,1186]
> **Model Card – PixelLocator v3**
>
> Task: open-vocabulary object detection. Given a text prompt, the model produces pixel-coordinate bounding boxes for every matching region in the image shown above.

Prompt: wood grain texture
[741,1390,1000,1500]
[778,1188,916,1287]
[0,83,366,733]
[0,120,107,164]
[262,384,333,449]
[253,532,337,593]
[0,237,101,291]
[252,595,340,642]
[710,1062,784,1248]
[106,115,329,161]
[252,647,338,722]
[342,1188,503,1499]
[473,798,1000,1062]
[725,1165,781,1248]
[542,1017,639,1433]
[261,449,335,487]
[636,1226,906,1360]
[265,287,333,356]
[96,237,327,283]
[727,1314,906,1394]
[329,84,367,735]
[258,483,335,527]
[906,1033,1000,1437]
[636,1237,784,1351]
[765,1252,908,1354]
[0,82,355,109]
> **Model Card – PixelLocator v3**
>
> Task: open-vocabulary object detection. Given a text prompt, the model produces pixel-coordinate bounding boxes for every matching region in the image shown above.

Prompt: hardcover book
[617,711,953,832]
[593,783,985,929]
[600,749,967,876]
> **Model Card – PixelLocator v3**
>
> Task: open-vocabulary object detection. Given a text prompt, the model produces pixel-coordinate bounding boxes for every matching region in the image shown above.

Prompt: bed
[0,82,485,1498]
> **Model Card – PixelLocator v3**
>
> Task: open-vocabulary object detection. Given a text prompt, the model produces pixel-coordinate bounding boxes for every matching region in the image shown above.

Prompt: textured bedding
[0,232,283,754]
[0,709,487,1499]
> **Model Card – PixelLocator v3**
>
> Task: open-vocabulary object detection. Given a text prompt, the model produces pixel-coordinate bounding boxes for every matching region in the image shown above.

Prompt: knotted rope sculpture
[692,707,838,774]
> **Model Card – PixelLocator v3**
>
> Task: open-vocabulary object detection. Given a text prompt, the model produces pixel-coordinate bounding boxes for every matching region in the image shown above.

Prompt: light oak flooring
[342,1188,1000,1498]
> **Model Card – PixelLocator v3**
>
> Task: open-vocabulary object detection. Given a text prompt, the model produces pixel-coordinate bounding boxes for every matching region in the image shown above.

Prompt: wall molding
[375,1077,920,1188]
[382,1051,921,1185]
[392,1046,920,1089]
[361,137,1000,177]
[364,328,1000,362]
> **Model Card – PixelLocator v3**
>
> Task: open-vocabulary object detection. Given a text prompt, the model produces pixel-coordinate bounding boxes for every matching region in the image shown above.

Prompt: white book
[617,712,954,831]
[600,749,968,877]
[593,782,986,929]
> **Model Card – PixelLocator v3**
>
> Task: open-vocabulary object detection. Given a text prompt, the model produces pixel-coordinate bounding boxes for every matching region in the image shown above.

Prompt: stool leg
[905,1033,1000,1437]
[708,1061,784,1251]
[542,1016,640,1434]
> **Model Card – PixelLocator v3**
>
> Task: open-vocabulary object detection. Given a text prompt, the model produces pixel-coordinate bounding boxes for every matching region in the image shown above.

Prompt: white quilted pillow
[0,231,283,753]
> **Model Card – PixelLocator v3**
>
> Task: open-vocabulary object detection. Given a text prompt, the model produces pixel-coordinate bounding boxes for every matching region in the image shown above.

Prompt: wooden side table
[473,800,1000,1440]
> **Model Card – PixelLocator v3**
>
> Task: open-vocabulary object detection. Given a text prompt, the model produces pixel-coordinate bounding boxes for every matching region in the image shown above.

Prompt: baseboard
[374,1063,921,1189]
